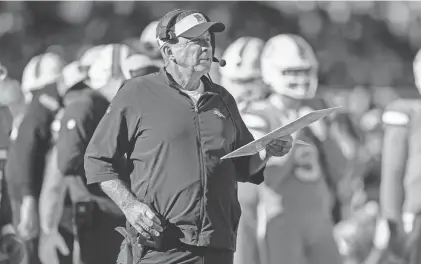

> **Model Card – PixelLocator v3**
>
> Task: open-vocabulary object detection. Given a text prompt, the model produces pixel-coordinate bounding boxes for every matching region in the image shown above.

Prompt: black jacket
[85,68,264,251]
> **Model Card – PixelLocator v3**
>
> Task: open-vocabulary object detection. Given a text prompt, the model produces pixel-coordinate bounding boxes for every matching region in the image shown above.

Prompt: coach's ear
[161,45,175,62]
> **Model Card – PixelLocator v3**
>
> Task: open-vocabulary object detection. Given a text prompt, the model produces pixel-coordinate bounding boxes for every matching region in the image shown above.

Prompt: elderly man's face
[171,31,213,74]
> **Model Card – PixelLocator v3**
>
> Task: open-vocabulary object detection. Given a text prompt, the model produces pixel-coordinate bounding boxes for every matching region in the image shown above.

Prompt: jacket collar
[159,67,218,95]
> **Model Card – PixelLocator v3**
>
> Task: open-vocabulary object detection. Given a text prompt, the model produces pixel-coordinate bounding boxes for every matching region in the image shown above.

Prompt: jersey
[56,84,124,217]
[241,95,332,214]
[381,99,421,219]
[5,83,61,202]
[0,107,12,229]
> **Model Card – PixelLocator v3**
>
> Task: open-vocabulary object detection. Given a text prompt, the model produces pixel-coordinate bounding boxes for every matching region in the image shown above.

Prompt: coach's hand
[265,135,293,157]
[123,201,163,239]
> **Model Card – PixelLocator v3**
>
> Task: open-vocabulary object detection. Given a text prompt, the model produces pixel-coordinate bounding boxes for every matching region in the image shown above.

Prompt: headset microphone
[212,57,226,67]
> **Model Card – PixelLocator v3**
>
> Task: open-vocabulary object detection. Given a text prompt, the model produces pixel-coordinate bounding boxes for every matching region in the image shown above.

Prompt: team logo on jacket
[213,108,226,119]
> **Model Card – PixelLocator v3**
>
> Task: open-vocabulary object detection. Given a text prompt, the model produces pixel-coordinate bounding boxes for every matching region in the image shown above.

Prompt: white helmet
[88,44,159,100]
[413,48,421,94]
[220,37,264,81]
[88,44,158,89]
[21,52,65,94]
[140,21,159,51]
[220,37,267,102]
[61,61,89,91]
[261,34,319,99]
[79,45,105,70]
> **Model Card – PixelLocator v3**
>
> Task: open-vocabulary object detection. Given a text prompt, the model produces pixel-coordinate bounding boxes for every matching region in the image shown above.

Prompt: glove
[38,230,70,264]
[0,232,27,264]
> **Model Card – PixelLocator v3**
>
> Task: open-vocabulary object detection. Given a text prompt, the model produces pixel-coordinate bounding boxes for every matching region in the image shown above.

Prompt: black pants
[140,245,234,264]
[77,215,124,264]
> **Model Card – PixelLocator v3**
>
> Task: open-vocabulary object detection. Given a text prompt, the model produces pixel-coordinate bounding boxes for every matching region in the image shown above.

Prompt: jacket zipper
[193,98,206,243]
[177,90,207,243]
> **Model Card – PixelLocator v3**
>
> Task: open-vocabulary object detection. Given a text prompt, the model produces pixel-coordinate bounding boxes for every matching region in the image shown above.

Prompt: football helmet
[88,44,159,100]
[60,61,89,92]
[21,52,65,94]
[220,37,268,102]
[79,45,105,70]
[261,34,319,99]
[140,21,160,52]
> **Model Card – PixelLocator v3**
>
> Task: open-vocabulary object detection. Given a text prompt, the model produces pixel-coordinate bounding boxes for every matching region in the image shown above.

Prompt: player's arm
[380,108,409,224]
[40,101,96,233]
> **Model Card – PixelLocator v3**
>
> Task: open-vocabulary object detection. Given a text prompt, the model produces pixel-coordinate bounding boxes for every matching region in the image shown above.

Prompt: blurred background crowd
[0,1,420,90]
[0,1,420,264]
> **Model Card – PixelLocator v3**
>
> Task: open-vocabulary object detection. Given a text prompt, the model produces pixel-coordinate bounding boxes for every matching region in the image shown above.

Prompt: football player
[220,37,270,110]
[241,34,343,264]
[123,21,164,69]
[38,43,160,264]
[5,52,65,264]
[0,64,27,264]
[219,37,267,264]
[375,47,421,264]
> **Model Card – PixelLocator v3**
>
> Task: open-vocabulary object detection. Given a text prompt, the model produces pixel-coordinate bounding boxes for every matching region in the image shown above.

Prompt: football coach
[84,9,293,264]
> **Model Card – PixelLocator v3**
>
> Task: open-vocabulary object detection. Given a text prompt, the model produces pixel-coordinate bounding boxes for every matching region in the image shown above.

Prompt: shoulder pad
[382,99,421,126]
[242,112,270,132]
[38,94,60,112]
[241,101,272,134]
[382,111,410,126]
[300,106,328,141]
[245,100,270,112]
[385,99,421,113]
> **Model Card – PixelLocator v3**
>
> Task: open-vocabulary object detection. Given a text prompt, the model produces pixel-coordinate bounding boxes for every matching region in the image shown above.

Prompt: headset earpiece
[157,9,183,42]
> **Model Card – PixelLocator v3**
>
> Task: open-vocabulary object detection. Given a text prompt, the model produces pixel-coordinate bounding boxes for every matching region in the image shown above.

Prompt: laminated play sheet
[221,106,342,160]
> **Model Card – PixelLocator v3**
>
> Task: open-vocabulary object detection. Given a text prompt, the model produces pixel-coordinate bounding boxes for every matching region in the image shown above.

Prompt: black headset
[156,9,184,43]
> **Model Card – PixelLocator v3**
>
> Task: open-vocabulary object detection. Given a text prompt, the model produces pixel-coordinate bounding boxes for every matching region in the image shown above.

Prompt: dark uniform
[56,83,125,264]
[0,106,12,228]
[0,106,26,264]
[236,95,341,264]
[380,99,421,263]
[5,83,61,264]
